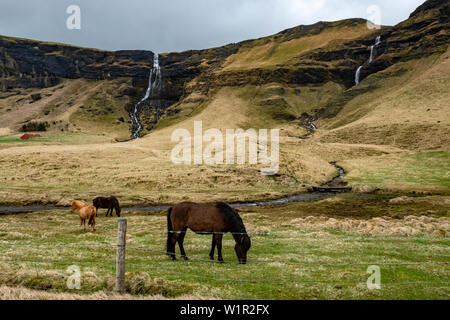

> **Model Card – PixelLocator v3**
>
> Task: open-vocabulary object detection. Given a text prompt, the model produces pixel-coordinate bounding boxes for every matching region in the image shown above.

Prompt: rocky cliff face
[0,35,239,135]
[0,37,154,88]
[0,0,448,137]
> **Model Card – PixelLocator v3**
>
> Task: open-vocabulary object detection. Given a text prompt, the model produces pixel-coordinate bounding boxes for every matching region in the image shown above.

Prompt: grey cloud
[0,0,425,53]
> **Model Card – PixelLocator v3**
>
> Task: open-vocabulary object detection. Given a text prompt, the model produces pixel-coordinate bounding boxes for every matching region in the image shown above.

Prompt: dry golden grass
[0,80,82,130]
[0,78,131,140]
[0,285,212,300]
[0,128,11,136]
[222,24,373,71]
[0,86,343,205]
[320,49,450,150]
[288,214,449,237]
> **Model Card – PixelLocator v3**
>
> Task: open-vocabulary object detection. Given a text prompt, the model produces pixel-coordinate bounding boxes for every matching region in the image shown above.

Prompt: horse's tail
[166,207,173,254]
[88,207,96,226]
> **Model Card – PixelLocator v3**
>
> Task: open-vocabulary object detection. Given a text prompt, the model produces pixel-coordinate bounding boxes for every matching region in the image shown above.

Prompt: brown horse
[70,201,96,231]
[93,196,121,217]
[167,202,251,264]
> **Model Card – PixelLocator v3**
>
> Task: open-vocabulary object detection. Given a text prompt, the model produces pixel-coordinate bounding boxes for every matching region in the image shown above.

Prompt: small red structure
[20,133,41,140]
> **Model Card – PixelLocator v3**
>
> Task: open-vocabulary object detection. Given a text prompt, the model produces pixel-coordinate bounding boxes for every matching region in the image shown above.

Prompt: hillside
[0,0,449,205]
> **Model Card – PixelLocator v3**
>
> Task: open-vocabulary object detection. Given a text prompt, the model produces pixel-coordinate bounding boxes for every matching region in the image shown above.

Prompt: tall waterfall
[130,54,162,139]
[355,66,363,85]
[355,35,381,85]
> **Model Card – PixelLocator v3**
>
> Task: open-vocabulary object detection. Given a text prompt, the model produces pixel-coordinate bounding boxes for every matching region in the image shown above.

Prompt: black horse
[93,196,121,217]
[167,202,251,264]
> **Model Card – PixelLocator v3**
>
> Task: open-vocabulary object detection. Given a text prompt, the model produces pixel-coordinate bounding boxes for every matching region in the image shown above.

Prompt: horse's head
[70,201,77,212]
[70,200,86,212]
[235,234,251,264]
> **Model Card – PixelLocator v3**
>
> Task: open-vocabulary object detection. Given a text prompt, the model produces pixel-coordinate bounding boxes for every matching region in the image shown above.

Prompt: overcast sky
[0,0,425,53]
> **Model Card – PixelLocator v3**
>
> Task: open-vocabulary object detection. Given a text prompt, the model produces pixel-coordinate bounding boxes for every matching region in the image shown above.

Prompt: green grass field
[0,194,448,300]
[343,152,450,194]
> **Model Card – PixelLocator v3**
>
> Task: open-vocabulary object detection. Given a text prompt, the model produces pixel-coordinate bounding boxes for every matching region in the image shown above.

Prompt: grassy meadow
[0,18,448,300]
[0,194,448,300]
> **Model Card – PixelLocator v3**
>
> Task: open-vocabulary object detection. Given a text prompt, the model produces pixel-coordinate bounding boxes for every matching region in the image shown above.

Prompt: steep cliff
[0,34,241,137]
[0,0,448,140]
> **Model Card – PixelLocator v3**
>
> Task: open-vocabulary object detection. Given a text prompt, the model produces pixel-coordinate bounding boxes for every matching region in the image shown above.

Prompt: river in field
[0,164,347,214]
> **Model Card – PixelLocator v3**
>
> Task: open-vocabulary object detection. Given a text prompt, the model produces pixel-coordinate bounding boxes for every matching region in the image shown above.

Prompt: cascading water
[130,54,162,139]
[355,35,381,85]
[375,35,381,46]
[355,66,363,85]
[369,36,381,63]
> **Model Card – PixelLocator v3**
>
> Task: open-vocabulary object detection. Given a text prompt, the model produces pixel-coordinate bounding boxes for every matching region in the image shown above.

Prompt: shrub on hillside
[21,121,49,132]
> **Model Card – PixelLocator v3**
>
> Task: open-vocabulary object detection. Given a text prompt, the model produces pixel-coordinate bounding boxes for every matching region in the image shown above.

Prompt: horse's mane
[215,202,247,234]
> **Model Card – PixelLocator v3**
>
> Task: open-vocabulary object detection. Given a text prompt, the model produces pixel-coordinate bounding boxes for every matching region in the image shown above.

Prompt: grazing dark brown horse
[93,196,121,217]
[167,202,251,264]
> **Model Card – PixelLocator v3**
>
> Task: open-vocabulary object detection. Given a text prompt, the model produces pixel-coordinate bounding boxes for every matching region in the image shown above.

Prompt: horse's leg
[95,207,98,217]
[106,207,111,217]
[209,235,216,260]
[167,232,178,261]
[215,234,224,262]
[177,228,188,260]
[170,235,178,260]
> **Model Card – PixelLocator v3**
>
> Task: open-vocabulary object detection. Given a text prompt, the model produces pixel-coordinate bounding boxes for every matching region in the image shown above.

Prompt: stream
[0,163,348,214]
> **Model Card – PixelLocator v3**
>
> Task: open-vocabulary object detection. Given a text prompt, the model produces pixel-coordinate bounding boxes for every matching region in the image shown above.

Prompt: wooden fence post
[115,218,127,293]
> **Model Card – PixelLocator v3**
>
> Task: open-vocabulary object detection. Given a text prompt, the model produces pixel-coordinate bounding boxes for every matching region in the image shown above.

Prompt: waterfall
[130,54,162,139]
[355,35,381,85]
[369,46,374,63]
[375,35,381,46]
[369,36,381,63]
[355,66,362,85]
